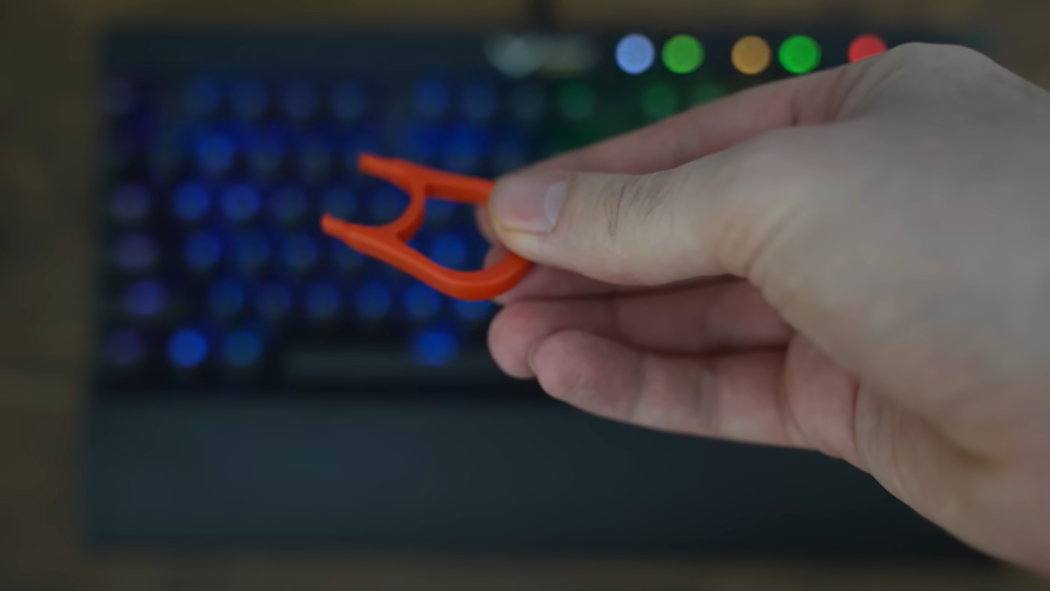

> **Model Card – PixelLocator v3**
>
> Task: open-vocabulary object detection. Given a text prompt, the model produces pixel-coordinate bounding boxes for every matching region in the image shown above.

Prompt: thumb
[487,136,806,286]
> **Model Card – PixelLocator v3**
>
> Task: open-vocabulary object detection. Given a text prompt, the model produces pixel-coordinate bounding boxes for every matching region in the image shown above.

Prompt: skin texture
[479,43,1050,573]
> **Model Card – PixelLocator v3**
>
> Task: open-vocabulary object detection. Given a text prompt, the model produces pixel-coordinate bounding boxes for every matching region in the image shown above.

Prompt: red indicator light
[849,34,887,63]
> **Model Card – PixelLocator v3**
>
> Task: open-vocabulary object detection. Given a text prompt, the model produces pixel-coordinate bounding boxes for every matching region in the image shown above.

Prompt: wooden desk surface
[1,0,1050,589]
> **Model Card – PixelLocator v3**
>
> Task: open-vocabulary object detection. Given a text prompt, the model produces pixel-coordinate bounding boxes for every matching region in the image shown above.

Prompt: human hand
[480,44,1050,573]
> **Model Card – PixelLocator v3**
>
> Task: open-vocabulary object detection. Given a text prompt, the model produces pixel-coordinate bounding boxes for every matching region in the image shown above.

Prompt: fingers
[530,330,805,448]
[489,281,791,378]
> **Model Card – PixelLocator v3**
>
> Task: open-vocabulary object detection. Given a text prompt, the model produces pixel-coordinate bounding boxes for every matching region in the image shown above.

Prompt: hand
[480,44,1050,573]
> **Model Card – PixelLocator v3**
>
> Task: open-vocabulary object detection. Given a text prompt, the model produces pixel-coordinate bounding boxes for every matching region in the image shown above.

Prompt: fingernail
[490,174,568,234]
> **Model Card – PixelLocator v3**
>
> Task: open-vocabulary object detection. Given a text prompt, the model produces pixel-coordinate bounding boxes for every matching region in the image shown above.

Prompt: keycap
[168,328,208,368]
[173,182,211,223]
[220,184,262,223]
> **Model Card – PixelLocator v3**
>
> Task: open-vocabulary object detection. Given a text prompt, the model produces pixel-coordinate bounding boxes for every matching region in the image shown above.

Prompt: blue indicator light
[233,232,271,272]
[270,186,308,224]
[403,283,441,320]
[124,280,167,317]
[282,234,320,272]
[461,82,498,121]
[223,330,263,367]
[168,329,208,368]
[281,81,318,120]
[370,186,408,224]
[105,329,144,366]
[413,80,450,119]
[429,234,467,269]
[209,279,247,318]
[320,186,357,220]
[111,184,150,223]
[411,329,459,367]
[257,282,293,320]
[112,234,158,272]
[355,282,392,320]
[184,79,222,117]
[443,126,486,174]
[332,82,368,121]
[305,281,343,320]
[184,231,222,271]
[616,34,656,75]
[195,132,235,175]
[173,182,211,222]
[221,184,261,222]
[331,243,365,272]
[453,298,493,322]
[230,80,269,119]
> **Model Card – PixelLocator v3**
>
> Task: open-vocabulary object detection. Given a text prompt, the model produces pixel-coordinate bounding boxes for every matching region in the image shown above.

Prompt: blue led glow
[184,79,222,117]
[173,182,211,222]
[282,234,320,272]
[257,282,293,319]
[112,234,158,271]
[105,329,144,366]
[184,231,222,271]
[331,243,365,272]
[305,281,342,320]
[370,186,408,225]
[453,299,493,322]
[616,34,656,75]
[461,82,498,121]
[221,184,261,222]
[230,80,269,119]
[270,186,308,224]
[443,125,486,174]
[413,80,450,119]
[282,81,318,120]
[168,329,208,368]
[400,122,443,162]
[233,232,271,272]
[403,283,441,320]
[332,82,368,121]
[224,330,263,367]
[320,186,357,220]
[209,279,247,318]
[411,329,459,366]
[124,280,167,317]
[195,132,235,175]
[429,234,467,269]
[111,184,150,223]
[355,282,392,320]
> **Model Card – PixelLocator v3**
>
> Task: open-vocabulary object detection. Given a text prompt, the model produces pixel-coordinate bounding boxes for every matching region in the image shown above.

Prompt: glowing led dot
[168,329,207,369]
[731,36,771,75]
[411,329,459,367]
[662,35,704,74]
[849,34,887,63]
[224,330,263,367]
[779,35,821,75]
[615,34,655,75]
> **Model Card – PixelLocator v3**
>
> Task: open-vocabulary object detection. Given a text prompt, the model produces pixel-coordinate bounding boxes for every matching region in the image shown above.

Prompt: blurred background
[3,0,1050,589]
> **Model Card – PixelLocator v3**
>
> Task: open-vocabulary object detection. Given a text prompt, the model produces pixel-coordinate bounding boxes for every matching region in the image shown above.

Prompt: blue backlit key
[403,282,442,321]
[173,182,211,223]
[209,278,247,319]
[410,328,459,366]
[194,132,236,176]
[413,79,451,119]
[304,280,343,321]
[223,329,264,367]
[123,279,168,318]
[168,328,208,369]
[354,281,392,321]
[184,231,223,272]
[220,183,262,223]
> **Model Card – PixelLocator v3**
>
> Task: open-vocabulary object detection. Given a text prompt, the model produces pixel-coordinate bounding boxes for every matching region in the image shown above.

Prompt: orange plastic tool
[320,154,531,301]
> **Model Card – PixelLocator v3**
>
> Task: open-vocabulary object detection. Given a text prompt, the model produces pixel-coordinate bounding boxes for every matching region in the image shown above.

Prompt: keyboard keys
[185,231,223,272]
[168,328,208,369]
[110,183,150,224]
[410,328,459,366]
[220,183,262,223]
[111,233,158,272]
[124,279,168,317]
[194,132,236,176]
[104,329,145,367]
[173,182,211,223]
[209,279,247,319]
[247,135,285,179]
[223,329,264,367]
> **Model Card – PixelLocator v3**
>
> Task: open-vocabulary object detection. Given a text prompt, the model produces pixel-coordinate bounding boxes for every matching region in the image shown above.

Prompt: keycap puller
[320,154,531,301]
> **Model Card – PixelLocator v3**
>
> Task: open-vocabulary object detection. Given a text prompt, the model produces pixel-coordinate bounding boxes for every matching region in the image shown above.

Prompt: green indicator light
[690,82,728,106]
[662,35,704,74]
[642,83,680,121]
[778,35,821,75]
[558,83,596,122]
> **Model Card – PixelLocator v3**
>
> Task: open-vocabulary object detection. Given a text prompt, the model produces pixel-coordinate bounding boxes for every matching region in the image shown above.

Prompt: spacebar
[283,347,504,383]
